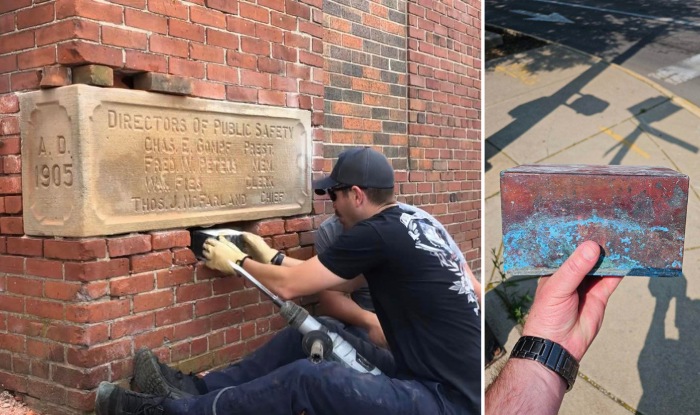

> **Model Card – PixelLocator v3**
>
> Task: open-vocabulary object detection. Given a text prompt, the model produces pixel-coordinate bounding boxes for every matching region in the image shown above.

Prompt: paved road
[487,0,700,105]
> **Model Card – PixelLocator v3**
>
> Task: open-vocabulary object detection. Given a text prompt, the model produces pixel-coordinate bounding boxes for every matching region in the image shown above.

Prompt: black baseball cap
[313,147,394,195]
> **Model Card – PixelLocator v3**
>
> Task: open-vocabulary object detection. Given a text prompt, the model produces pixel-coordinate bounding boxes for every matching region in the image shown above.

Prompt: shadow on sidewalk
[637,275,700,414]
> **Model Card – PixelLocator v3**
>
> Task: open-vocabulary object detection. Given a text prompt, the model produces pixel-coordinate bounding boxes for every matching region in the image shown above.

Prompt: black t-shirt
[318,206,480,410]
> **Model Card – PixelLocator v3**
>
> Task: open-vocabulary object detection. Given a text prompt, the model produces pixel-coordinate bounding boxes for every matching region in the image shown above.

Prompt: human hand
[522,241,623,361]
[203,236,249,274]
[241,232,279,264]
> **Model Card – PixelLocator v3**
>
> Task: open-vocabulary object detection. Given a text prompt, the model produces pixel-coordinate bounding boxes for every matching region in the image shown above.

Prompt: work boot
[95,382,166,415]
[133,348,202,399]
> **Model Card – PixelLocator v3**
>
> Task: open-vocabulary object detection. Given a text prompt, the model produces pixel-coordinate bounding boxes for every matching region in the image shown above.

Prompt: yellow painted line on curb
[494,63,538,85]
[599,126,650,159]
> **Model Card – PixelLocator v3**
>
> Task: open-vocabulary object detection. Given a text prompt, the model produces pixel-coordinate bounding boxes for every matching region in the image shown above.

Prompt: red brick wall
[0,0,480,413]
[407,0,481,270]
[1,1,324,413]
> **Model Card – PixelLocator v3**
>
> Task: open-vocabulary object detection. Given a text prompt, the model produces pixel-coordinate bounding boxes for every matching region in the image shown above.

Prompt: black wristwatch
[510,336,579,391]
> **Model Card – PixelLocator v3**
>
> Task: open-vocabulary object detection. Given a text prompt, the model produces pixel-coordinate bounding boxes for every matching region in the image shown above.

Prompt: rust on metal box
[501,164,689,277]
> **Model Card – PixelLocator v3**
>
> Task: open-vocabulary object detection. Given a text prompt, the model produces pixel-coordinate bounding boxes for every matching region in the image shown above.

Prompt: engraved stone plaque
[20,85,312,237]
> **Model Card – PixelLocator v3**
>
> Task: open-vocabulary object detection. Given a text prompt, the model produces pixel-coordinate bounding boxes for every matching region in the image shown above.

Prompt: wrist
[236,255,250,267]
[510,335,579,391]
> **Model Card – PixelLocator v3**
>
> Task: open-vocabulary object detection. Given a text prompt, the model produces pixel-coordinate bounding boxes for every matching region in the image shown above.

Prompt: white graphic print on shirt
[400,212,480,315]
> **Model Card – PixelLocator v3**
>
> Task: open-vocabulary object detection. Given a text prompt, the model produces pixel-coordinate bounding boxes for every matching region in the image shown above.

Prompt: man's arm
[318,280,388,348]
[203,237,348,300]
[486,241,622,415]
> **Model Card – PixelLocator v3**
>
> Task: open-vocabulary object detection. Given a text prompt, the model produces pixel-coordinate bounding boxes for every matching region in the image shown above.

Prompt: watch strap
[271,251,285,266]
[510,335,579,391]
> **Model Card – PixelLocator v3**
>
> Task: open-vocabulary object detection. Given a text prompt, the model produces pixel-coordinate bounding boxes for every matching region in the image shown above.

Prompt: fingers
[548,241,601,296]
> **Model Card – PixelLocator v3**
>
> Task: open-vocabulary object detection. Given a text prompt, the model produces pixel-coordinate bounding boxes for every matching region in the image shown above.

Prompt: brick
[211,309,243,330]
[176,281,211,302]
[169,18,204,42]
[44,239,106,260]
[0,293,24,313]
[45,323,109,346]
[207,28,239,49]
[254,219,285,236]
[156,266,193,288]
[190,42,224,63]
[102,26,148,49]
[26,258,63,278]
[72,64,114,87]
[17,46,56,70]
[7,276,42,297]
[125,50,168,73]
[25,298,64,320]
[191,6,226,28]
[133,72,193,95]
[134,290,173,312]
[66,338,131,367]
[155,303,192,326]
[44,281,81,301]
[53,365,107,389]
[65,299,130,323]
[0,0,31,14]
[502,165,688,277]
[17,3,54,29]
[147,0,188,19]
[3,157,21,175]
[125,9,168,34]
[10,70,41,91]
[131,251,172,272]
[192,79,226,100]
[207,64,238,83]
[195,295,228,316]
[110,272,154,296]
[271,11,296,30]
[64,258,129,281]
[227,16,255,36]
[26,339,64,362]
[226,51,257,70]
[256,24,283,43]
[0,55,17,75]
[212,275,244,294]
[57,40,123,67]
[172,247,196,265]
[111,313,154,338]
[57,0,123,23]
[108,234,151,257]
[110,0,146,6]
[207,0,239,14]
[168,57,205,79]
[172,318,210,341]
[7,237,43,256]
[259,90,285,106]
[41,65,72,88]
[0,217,23,235]
[0,31,34,55]
[243,302,274,321]
[0,117,19,135]
[36,19,99,46]
[134,326,174,349]
[8,316,43,337]
[226,85,257,103]
[151,230,190,250]
[241,36,269,55]
[240,2,269,23]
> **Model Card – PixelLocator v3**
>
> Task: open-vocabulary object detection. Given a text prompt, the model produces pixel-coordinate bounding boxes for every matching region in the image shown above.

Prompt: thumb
[547,241,601,296]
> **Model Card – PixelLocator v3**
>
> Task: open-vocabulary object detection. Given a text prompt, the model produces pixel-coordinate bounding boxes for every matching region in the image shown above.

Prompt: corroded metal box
[501,165,689,277]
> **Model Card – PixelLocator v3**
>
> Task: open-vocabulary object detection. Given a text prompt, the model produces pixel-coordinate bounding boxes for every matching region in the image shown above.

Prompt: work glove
[203,236,249,274]
[241,232,283,265]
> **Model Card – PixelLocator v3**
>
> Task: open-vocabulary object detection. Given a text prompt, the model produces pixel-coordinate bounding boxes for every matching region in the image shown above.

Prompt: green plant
[490,247,533,326]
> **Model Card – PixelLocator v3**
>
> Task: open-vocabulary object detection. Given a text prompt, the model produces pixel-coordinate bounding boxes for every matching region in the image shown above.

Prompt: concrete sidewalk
[485,39,700,414]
